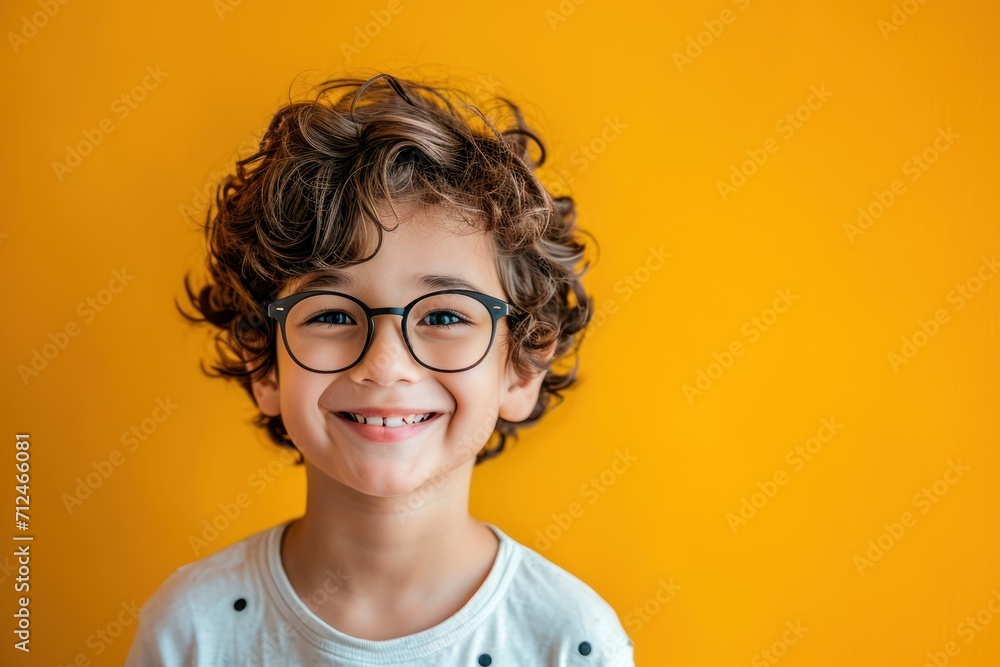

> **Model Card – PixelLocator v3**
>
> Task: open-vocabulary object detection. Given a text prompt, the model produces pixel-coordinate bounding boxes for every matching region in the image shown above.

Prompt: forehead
[283,202,502,298]
[291,268,489,294]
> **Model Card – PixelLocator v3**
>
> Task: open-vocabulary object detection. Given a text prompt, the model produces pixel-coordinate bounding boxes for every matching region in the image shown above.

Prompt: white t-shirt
[125,519,635,666]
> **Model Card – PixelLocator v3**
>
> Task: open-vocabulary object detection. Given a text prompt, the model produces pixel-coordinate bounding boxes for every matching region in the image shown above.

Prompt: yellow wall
[2,0,998,664]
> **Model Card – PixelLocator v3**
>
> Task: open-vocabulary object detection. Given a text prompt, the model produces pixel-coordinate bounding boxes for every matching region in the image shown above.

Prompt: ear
[248,361,281,417]
[498,345,555,423]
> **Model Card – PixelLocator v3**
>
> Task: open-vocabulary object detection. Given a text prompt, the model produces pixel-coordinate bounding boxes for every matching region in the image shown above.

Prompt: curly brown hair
[179,71,596,466]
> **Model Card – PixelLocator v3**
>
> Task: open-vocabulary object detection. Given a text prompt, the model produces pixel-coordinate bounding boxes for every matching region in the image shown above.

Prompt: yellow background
[2,0,998,664]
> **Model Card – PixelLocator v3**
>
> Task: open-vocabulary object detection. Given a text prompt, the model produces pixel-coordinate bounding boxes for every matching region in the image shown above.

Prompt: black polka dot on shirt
[578,641,592,656]
[477,654,492,666]
[233,598,247,611]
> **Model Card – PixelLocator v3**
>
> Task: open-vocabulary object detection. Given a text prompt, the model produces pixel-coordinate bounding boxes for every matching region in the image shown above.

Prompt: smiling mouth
[337,412,438,428]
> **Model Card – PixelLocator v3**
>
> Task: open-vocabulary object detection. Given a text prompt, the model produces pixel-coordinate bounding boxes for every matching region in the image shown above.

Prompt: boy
[126,71,635,666]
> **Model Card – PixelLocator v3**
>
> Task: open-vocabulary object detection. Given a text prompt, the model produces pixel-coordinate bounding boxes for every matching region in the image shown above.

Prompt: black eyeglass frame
[267,289,513,374]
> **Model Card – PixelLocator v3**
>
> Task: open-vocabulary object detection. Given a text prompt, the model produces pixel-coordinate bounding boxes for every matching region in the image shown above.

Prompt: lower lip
[334,412,442,443]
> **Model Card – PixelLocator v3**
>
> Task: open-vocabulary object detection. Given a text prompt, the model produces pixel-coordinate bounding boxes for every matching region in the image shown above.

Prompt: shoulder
[488,524,635,665]
[142,521,278,616]
[126,521,286,665]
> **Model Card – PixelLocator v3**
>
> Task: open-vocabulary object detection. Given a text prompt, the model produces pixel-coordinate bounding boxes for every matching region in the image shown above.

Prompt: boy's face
[249,202,547,498]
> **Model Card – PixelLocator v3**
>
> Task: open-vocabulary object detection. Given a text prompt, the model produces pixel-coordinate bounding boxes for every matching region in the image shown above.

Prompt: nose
[346,314,423,385]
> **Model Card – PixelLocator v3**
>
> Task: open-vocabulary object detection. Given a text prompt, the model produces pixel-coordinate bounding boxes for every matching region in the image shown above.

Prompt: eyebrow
[294,270,356,291]
[294,270,485,294]
[418,273,485,292]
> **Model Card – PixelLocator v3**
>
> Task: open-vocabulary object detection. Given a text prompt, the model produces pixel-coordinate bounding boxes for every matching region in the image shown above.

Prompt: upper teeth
[344,412,434,427]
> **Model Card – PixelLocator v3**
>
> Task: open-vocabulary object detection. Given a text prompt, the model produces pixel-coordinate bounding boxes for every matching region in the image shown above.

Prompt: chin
[343,461,436,499]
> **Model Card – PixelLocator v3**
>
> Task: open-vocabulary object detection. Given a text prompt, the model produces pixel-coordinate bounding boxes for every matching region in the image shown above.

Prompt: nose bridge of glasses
[365,306,413,356]
[352,305,428,377]
[368,306,407,318]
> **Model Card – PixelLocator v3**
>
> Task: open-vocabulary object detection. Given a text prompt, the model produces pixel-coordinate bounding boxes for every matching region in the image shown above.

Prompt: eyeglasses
[266,289,513,374]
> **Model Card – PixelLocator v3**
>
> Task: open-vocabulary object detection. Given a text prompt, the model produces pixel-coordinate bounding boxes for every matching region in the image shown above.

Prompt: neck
[280,459,499,612]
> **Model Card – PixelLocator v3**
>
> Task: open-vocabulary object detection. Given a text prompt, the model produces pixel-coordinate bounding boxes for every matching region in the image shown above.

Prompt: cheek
[444,372,503,440]
[275,362,330,445]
